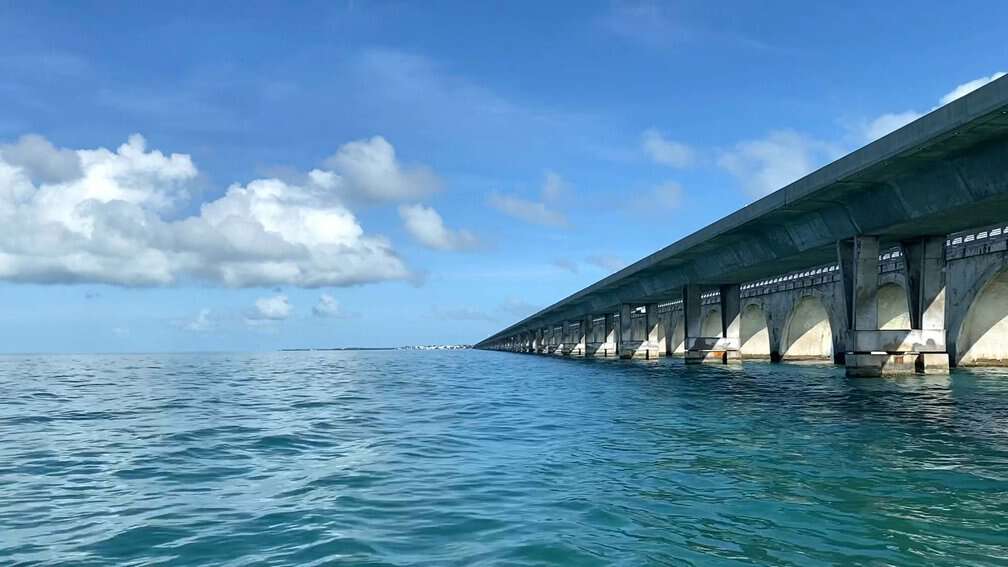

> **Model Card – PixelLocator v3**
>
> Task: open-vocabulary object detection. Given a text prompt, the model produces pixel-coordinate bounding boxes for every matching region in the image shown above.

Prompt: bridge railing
[947,223,1008,260]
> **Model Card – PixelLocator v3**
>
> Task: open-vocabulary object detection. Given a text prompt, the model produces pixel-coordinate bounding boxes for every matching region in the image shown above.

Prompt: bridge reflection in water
[478,76,1008,377]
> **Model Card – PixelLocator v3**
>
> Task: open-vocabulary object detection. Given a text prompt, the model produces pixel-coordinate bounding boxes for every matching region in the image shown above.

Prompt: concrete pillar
[570,316,590,357]
[618,303,661,359]
[685,284,734,364]
[608,308,616,353]
[646,303,663,357]
[852,236,880,345]
[720,284,742,363]
[589,313,618,357]
[552,324,565,356]
[902,236,949,373]
[618,304,632,358]
[843,235,948,376]
[683,284,702,347]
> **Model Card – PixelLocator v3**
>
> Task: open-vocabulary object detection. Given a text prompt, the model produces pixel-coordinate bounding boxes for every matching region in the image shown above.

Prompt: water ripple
[1,351,1007,565]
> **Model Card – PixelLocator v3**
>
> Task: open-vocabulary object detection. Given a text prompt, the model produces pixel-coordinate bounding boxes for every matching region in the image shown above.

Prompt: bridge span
[476,75,1008,377]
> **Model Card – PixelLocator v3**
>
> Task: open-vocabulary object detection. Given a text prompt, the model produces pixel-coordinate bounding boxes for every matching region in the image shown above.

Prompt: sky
[0,1,1005,352]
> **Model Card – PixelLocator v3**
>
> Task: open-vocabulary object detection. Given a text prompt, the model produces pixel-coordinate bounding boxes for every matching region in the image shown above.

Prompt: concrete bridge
[476,75,1008,377]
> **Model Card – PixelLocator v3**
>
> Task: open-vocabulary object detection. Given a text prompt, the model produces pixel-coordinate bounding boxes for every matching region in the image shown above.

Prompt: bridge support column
[685,284,741,363]
[569,317,589,357]
[842,236,949,376]
[561,321,573,356]
[903,236,950,373]
[588,313,618,357]
[552,324,566,356]
[618,303,662,359]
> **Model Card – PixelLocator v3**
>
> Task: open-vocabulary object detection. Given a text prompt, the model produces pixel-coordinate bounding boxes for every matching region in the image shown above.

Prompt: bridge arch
[781,295,833,361]
[668,314,686,354]
[740,303,771,358]
[701,307,722,337]
[956,267,1008,366]
[878,282,911,330]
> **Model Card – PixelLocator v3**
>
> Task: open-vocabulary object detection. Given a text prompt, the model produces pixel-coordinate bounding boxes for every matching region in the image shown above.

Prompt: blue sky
[0,1,1005,352]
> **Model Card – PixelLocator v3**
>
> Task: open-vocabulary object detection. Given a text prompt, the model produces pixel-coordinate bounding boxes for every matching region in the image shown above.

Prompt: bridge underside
[479,76,1008,377]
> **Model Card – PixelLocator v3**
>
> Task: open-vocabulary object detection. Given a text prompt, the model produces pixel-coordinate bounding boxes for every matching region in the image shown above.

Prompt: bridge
[476,75,1008,377]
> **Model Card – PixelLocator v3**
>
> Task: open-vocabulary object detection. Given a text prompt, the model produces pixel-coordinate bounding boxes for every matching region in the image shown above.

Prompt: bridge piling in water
[479,76,1008,375]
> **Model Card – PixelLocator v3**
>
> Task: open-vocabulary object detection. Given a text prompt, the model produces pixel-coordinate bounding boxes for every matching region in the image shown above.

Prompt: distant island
[281,344,471,352]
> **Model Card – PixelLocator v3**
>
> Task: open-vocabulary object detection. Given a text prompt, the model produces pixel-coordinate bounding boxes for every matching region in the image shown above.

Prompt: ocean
[1,350,1007,565]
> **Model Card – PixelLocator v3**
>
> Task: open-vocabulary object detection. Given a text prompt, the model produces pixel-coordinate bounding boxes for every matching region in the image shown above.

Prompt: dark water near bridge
[2,350,1007,565]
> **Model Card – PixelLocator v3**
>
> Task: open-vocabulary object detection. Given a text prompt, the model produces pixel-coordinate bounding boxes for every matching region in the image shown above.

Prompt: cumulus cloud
[398,203,480,251]
[860,71,1006,142]
[718,130,842,198]
[313,293,357,318]
[488,172,570,228]
[586,254,628,273]
[0,134,82,184]
[322,136,441,202]
[641,128,694,167]
[0,134,414,287]
[250,294,292,321]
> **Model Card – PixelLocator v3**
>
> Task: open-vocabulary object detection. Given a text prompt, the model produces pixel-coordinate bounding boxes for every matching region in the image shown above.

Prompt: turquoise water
[1,351,1007,566]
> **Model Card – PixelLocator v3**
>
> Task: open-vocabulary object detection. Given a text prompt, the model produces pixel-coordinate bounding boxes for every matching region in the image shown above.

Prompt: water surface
[1,350,1007,565]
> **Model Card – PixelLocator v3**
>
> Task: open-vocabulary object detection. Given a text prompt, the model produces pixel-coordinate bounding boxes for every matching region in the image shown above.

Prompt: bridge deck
[479,75,1008,347]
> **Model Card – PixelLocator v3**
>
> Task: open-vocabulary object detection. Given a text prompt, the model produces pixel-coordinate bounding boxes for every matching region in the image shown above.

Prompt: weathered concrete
[480,76,1008,375]
[586,313,618,357]
[740,304,771,359]
[619,303,662,359]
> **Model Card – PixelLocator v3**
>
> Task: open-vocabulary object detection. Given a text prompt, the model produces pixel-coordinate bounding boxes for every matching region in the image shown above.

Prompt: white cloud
[586,254,627,273]
[860,111,925,143]
[860,71,1006,142]
[641,128,694,167]
[488,192,567,227]
[0,134,82,184]
[940,72,1006,106]
[398,203,480,251]
[184,308,214,332]
[487,172,570,228]
[0,134,414,287]
[718,130,842,198]
[250,294,292,321]
[322,136,440,203]
[313,293,356,318]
